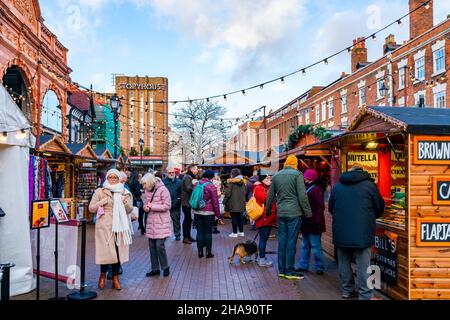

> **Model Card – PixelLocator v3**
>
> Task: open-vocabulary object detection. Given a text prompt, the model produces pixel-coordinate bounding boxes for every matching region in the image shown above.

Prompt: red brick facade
[261,1,448,149]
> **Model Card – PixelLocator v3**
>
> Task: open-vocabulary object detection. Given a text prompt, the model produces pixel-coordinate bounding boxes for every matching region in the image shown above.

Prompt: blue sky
[40,0,450,121]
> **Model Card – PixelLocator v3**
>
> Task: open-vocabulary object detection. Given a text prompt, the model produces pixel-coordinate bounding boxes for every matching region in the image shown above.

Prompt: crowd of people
[88,156,385,300]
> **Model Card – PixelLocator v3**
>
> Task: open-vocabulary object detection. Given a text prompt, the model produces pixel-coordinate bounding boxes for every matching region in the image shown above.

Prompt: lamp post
[139,138,144,167]
[110,94,121,159]
[379,81,388,104]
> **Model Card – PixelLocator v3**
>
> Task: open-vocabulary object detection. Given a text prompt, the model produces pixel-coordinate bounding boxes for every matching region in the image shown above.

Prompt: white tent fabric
[0,83,35,296]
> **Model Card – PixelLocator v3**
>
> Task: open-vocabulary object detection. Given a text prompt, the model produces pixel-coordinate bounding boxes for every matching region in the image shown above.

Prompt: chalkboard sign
[416,218,450,246]
[371,229,398,285]
[414,136,450,164]
[433,177,450,205]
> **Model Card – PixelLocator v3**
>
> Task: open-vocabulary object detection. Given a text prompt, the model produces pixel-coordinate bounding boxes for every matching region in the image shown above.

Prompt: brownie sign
[414,136,450,164]
[433,177,450,205]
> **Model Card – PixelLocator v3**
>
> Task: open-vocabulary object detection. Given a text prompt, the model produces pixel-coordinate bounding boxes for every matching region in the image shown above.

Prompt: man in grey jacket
[181,164,199,244]
[266,155,312,280]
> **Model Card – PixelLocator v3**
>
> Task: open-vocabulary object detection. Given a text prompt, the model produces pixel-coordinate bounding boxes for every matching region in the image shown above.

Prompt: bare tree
[172,101,227,164]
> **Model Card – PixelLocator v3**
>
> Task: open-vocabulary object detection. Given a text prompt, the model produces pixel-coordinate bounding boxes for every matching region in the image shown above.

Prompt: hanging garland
[286,124,332,150]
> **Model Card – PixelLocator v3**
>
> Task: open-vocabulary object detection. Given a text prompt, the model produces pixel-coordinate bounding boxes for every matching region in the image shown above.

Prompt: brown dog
[229,240,258,265]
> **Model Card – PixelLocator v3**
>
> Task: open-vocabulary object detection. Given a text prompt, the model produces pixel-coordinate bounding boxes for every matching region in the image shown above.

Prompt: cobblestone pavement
[14,219,359,300]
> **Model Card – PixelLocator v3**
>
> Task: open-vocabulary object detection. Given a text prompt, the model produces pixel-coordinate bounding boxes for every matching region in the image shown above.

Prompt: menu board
[347,152,378,183]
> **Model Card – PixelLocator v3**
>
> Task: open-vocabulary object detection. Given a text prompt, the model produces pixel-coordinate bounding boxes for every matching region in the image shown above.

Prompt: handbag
[245,196,264,221]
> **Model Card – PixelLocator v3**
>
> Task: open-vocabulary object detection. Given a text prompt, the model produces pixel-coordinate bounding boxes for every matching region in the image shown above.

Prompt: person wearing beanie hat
[191,170,221,258]
[297,168,326,275]
[266,156,312,280]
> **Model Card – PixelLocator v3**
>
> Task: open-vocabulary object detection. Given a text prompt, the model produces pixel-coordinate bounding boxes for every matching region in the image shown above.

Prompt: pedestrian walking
[266,155,312,280]
[328,165,385,300]
[129,171,144,235]
[88,169,134,290]
[297,169,326,275]
[181,164,199,244]
[223,168,247,238]
[142,173,172,277]
[163,168,183,241]
[192,170,221,258]
[253,175,277,267]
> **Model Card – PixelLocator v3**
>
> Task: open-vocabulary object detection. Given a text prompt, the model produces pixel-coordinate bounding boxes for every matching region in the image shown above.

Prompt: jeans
[277,216,302,276]
[182,206,193,239]
[298,233,324,272]
[170,207,181,238]
[100,243,121,276]
[231,212,243,233]
[148,239,169,271]
[258,226,272,259]
[336,246,373,300]
[194,214,214,252]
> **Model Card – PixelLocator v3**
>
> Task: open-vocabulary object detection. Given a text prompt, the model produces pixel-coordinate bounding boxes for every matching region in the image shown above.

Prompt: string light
[280,77,285,84]
[242,90,246,96]
[324,59,328,65]
[371,34,377,41]
[397,19,402,27]
[425,1,430,10]
[260,84,264,90]
[0,132,7,143]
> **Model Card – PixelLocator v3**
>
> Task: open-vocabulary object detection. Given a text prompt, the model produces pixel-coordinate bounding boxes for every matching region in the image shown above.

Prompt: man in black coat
[180,164,199,244]
[163,168,183,241]
[328,165,385,300]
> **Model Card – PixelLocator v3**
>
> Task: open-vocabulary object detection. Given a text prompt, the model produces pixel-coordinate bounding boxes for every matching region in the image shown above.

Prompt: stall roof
[39,134,72,154]
[66,143,97,159]
[352,106,450,134]
[94,147,115,161]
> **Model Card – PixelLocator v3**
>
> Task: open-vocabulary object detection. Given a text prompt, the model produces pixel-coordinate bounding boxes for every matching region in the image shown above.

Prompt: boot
[112,275,122,290]
[206,249,214,259]
[98,273,106,289]
[198,248,204,258]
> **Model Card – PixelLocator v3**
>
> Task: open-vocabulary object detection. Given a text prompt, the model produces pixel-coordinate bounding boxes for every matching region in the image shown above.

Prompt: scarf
[103,180,133,246]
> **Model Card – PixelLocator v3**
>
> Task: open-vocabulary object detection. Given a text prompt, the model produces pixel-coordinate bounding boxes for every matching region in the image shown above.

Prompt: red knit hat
[304,169,318,181]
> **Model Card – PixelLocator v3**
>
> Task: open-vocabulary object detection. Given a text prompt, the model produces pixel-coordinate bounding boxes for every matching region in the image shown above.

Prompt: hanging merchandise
[29,156,53,202]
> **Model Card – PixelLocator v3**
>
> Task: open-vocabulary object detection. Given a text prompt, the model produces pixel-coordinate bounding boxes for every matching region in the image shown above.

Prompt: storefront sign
[372,229,398,285]
[347,151,378,182]
[118,83,166,91]
[414,136,450,164]
[433,177,450,205]
[30,200,50,229]
[416,218,450,246]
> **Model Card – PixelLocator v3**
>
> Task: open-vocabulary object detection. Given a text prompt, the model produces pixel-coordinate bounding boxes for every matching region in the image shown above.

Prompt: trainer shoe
[284,272,305,280]
[229,233,238,238]
[237,232,245,237]
[258,258,273,267]
[278,273,286,279]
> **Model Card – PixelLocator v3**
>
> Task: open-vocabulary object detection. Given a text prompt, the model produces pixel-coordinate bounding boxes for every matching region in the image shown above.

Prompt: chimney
[383,34,398,54]
[351,37,368,73]
[409,0,433,40]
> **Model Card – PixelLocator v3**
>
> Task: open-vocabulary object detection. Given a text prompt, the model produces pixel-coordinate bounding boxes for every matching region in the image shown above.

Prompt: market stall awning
[38,134,72,155]
[0,83,35,148]
[93,146,115,162]
[203,150,257,166]
[66,142,97,159]
[350,106,450,134]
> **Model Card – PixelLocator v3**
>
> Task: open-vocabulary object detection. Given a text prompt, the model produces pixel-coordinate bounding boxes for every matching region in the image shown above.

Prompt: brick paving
[14,219,354,300]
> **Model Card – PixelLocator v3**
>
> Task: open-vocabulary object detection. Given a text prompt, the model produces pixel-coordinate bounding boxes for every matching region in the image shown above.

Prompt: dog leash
[253,230,260,241]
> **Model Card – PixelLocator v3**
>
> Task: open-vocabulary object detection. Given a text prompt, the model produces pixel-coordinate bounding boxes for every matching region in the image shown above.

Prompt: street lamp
[139,138,144,167]
[110,94,121,159]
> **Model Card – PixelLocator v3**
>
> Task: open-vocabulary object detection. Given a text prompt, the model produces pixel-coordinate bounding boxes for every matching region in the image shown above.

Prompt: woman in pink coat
[141,172,172,277]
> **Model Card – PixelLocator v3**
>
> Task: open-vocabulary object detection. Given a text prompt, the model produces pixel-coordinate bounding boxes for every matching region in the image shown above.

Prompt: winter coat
[144,179,173,239]
[163,176,182,209]
[192,178,221,219]
[253,183,277,228]
[181,172,195,207]
[223,175,247,213]
[129,179,142,206]
[89,187,134,265]
[301,182,326,234]
[328,170,385,248]
[245,176,259,201]
[266,168,312,219]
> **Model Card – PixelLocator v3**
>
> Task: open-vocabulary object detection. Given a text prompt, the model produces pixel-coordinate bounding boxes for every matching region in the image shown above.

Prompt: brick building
[260,0,449,149]
[0,0,71,144]
[115,75,169,168]
[238,120,263,152]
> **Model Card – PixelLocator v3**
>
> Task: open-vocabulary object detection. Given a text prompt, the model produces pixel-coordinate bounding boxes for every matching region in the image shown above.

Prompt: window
[321,102,326,122]
[434,91,446,109]
[41,90,62,133]
[398,97,405,107]
[377,79,385,100]
[359,87,366,106]
[305,109,310,125]
[328,101,334,118]
[415,57,425,81]
[341,95,347,113]
[341,118,348,128]
[398,67,405,90]
[434,48,445,75]
[315,105,320,124]
[414,91,426,107]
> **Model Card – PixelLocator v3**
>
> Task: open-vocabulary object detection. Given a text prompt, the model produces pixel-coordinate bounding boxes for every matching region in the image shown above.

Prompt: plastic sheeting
[0,145,35,296]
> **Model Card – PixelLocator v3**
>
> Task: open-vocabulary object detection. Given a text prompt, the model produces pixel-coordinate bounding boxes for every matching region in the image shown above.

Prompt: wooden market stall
[94,147,117,186]
[328,106,450,300]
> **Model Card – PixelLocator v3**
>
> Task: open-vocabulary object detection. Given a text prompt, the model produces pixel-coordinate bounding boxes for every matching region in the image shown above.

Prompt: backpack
[246,196,264,221]
[189,182,212,210]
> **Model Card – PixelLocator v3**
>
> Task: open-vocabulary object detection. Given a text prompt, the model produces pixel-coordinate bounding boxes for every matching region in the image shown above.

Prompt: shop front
[321,106,450,300]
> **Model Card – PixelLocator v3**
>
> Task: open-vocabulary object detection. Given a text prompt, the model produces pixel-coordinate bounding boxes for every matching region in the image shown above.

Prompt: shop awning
[351,106,450,134]
[38,134,72,155]
[66,142,97,159]
[94,147,115,162]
